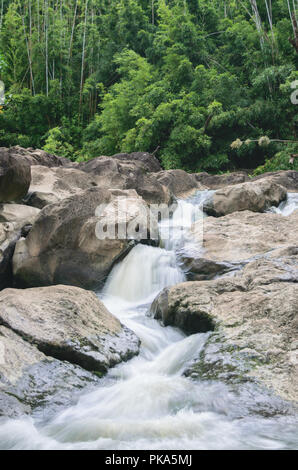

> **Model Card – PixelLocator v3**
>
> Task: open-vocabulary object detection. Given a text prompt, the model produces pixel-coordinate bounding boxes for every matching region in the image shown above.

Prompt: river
[0,192,297,450]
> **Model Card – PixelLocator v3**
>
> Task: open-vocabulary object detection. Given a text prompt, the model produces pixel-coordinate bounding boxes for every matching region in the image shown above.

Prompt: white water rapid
[267,192,298,216]
[0,192,297,450]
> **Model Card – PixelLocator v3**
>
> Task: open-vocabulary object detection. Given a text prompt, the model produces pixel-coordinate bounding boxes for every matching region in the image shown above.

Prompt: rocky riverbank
[0,145,297,419]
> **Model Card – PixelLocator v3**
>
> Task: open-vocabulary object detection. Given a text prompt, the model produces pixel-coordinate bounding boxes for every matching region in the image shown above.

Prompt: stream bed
[0,192,297,450]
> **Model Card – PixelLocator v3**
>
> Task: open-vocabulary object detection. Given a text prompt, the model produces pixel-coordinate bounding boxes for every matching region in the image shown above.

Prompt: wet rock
[0,325,100,418]
[0,149,31,202]
[152,252,298,402]
[0,285,140,374]
[25,165,98,209]
[150,282,217,334]
[203,179,287,216]
[13,188,156,289]
[181,255,241,281]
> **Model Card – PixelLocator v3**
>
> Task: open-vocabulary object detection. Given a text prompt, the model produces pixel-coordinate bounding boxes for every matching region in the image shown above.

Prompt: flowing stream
[0,193,297,450]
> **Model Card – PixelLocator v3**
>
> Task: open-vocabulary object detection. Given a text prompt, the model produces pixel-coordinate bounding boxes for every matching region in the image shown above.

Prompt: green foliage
[0,0,297,173]
[254,144,298,175]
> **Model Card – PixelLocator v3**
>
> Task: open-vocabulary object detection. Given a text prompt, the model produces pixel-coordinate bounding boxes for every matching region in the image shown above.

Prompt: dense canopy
[0,0,297,173]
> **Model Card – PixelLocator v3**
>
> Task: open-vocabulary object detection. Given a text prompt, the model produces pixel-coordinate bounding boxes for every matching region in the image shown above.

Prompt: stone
[0,285,140,374]
[189,210,298,278]
[150,250,298,402]
[79,156,171,205]
[0,148,31,202]
[253,171,298,192]
[13,188,156,289]
[2,146,73,168]
[192,171,249,189]
[25,165,98,209]
[203,179,287,216]
[155,170,200,198]
[0,325,100,418]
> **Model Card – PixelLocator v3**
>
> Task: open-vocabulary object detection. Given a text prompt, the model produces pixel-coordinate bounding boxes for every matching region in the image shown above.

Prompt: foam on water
[267,192,298,216]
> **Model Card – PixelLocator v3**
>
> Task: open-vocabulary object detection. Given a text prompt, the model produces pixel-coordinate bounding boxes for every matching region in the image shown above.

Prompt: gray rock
[13,188,155,289]
[192,171,249,189]
[191,210,298,269]
[252,170,298,192]
[155,170,201,198]
[0,149,31,202]
[0,285,140,374]
[79,156,171,205]
[3,146,72,168]
[0,325,99,418]
[150,251,298,402]
[25,165,98,209]
[0,223,20,290]
[203,179,287,216]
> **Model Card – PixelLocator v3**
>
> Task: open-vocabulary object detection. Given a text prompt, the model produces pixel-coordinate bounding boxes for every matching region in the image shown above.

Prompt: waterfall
[103,244,185,304]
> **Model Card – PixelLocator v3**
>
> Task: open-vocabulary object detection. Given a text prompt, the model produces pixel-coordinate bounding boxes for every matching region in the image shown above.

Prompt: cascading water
[103,244,185,304]
[267,192,298,216]
[0,191,297,450]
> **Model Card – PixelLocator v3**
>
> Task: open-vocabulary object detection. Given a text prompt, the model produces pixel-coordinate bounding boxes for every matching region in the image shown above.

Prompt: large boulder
[179,208,298,281]
[79,156,171,205]
[203,179,287,217]
[3,146,73,168]
[0,223,20,290]
[0,285,140,373]
[0,325,100,418]
[155,170,200,198]
[25,165,98,209]
[0,285,140,417]
[184,210,298,280]
[253,170,298,192]
[112,152,162,173]
[150,248,298,402]
[0,204,40,229]
[13,188,157,289]
[0,205,40,289]
[0,149,31,202]
[193,171,249,189]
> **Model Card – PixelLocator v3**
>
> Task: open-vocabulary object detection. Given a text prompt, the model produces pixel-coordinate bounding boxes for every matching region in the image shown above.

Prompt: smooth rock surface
[190,210,298,277]
[203,179,287,216]
[0,285,140,373]
[0,325,100,418]
[0,149,31,202]
[0,204,40,229]
[193,171,249,189]
[4,146,72,168]
[13,188,155,288]
[25,165,98,208]
[155,170,201,197]
[253,170,298,192]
